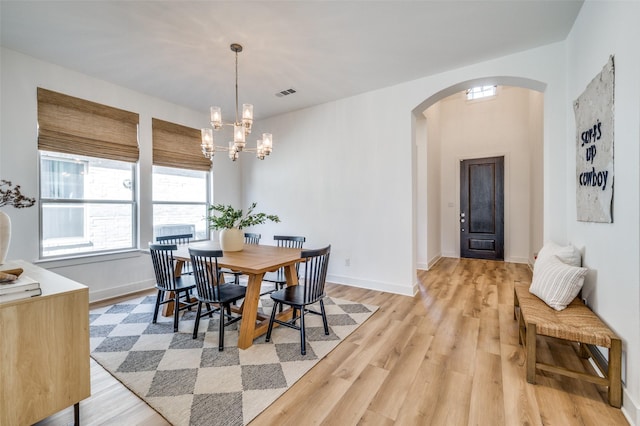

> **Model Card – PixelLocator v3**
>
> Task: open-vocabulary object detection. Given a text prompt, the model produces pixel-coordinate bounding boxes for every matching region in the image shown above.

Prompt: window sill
[34,249,146,269]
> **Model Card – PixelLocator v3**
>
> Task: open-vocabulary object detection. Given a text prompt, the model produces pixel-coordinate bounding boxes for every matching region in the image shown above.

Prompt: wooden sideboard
[0,260,90,425]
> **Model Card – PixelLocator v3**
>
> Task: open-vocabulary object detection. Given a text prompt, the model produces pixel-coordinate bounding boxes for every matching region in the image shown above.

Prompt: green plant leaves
[207,202,280,230]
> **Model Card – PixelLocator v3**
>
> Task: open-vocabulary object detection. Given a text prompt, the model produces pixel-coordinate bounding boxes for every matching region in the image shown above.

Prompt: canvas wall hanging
[574,55,615,223]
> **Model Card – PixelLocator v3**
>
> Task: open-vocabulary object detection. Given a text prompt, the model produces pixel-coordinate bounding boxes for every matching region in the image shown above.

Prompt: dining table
[169,240,303,349]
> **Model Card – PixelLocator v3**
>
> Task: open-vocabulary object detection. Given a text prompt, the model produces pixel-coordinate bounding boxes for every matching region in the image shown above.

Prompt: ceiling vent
[275,88,297,97]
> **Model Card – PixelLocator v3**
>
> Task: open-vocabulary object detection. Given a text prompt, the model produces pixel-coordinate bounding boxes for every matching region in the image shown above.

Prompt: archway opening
[412,77,546,273]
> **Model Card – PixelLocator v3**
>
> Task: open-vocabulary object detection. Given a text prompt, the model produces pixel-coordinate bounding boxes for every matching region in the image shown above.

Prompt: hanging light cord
[235,49,239,124]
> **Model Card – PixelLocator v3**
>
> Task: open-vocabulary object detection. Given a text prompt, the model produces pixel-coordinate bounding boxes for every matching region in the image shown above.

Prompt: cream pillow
[529,255,588,311]
[536,241,582,267]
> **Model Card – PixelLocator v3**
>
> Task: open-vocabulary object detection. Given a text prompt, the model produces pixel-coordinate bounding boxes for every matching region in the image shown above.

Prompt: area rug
[89,293,378,426]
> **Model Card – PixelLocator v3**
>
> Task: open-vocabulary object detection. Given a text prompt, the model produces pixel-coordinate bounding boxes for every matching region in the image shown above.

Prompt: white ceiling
[1,1,583,120]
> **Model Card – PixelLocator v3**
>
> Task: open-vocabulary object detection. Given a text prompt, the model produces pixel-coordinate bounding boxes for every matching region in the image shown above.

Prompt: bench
[513,281,622,407]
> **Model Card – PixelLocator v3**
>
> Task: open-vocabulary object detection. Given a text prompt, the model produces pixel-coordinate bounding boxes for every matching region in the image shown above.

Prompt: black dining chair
[262,235,305,293]
[265,245,331,355]
[189,247,247,350]
[149,243,197,332]
[157,233,194,274]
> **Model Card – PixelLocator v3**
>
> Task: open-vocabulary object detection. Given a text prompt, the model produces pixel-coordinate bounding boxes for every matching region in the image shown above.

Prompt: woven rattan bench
[513,282,622,407]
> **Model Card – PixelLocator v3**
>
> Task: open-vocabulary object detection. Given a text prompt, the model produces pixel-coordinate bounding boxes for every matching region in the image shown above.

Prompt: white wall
[529,91,544,264]
[566,1,640,422]
[425,105,442,268]
[425,86,541,263]
[0,47,242,301]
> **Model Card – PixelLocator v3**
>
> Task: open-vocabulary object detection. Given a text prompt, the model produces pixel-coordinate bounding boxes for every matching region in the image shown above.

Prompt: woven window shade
[37,87,139,162]
[152,118,211,172]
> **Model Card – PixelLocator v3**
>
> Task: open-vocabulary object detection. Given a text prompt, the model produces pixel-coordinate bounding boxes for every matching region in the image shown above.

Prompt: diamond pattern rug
[89,292,378,426]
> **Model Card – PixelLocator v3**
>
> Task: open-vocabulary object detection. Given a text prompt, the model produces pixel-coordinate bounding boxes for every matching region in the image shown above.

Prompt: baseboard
[90,279,155,303]
[587,344,638,425]
[505,255,529,264]
[622,387,640,426]
[327,273,416,297]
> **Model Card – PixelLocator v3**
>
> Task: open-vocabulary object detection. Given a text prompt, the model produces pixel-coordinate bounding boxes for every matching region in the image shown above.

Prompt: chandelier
[201,43,272,161]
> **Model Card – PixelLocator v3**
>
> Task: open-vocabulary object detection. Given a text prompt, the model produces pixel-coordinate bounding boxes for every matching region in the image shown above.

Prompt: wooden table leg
[284,263,299,286]
[237,272,265,349]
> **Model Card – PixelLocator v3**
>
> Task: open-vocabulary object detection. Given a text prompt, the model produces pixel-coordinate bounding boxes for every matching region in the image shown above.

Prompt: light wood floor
[38,258,628,425]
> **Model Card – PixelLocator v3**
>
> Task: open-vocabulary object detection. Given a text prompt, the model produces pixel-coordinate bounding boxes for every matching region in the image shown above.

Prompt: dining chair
[265,245,331,355]
[157,233,194,274]
[149,243,197,332]
[189,247,247,350]
[262,235,305,293]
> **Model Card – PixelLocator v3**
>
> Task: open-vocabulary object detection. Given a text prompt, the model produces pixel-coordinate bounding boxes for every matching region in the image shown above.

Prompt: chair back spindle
[244,233,261,245]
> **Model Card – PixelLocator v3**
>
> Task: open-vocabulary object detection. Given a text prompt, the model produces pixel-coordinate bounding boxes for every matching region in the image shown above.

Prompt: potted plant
[207,202,280,251]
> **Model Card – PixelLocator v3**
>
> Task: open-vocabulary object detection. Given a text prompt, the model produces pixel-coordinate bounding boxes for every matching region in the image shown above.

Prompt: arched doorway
[412,77,546,270]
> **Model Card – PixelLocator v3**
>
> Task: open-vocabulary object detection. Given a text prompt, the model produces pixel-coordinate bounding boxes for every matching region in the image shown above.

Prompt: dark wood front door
[460,156,504,260]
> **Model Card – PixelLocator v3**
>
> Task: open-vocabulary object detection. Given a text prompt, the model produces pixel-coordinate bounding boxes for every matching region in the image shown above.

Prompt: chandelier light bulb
[201,128,215,158]
[210,106,222,130]
[262,133,273,155]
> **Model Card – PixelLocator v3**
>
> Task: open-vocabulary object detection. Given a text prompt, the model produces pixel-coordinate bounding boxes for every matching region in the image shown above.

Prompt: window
[40,151,136,257]
[37,88,140,259]
[466,85,497,101]
[152,166,209,241]
[151,118,211,242]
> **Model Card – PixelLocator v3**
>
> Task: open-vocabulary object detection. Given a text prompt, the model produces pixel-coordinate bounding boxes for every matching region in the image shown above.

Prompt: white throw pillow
[529,255,588,311]
[536,241,582,267]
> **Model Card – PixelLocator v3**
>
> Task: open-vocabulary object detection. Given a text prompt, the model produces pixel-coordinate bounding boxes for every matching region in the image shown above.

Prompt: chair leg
[193,301,203,339]
[319,299,329,335]
[205,303,213,317]
[218,303,225,351]
[152,290,162,324]
[265,302,279,342]
[173,292,180,332]
[299,307,306,355]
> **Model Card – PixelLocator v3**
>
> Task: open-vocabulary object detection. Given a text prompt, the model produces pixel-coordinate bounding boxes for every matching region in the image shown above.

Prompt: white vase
[219,228,244,252]
[0,211,11,265]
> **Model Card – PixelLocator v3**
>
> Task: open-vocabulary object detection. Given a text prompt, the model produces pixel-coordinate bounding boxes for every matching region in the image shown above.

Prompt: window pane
[153,166,207,202]
[41,151,134,201]
[41,202,134,257]
[40,151,136,259]
[153,204,208,241]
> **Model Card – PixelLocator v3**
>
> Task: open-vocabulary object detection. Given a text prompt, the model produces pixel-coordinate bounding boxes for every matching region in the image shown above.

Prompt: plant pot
[219,228,244,252]
[0,211,11,265]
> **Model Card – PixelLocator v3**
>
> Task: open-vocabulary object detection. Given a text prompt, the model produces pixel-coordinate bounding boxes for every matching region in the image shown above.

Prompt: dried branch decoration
[0,180,36,209]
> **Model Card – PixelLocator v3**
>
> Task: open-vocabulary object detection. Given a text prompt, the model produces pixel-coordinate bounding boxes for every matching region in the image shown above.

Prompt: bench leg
[526,322,537,383]
[608,338,622,408]
[513,288,519,320]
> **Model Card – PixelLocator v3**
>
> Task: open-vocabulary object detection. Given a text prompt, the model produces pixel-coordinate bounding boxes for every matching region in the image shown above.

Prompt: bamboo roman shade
[152,118,211,172]
[37,87,139,162]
